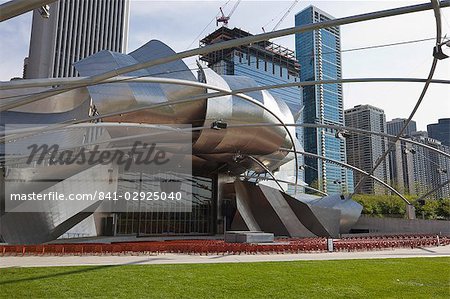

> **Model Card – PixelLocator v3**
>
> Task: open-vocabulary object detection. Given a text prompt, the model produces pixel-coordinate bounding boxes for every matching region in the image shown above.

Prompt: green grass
[1,257,449,298]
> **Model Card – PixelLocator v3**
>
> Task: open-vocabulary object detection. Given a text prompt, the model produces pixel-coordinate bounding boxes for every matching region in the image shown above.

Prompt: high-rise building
[410,132,450,199]
[389,139,416,195]
[199,27,304,191]
[387,123,449,198]
[345,105,390,194]
[199,27,302,118]
[387,118,417,137]
[387,118,418,194]
[25,0,130,79]
[295,6,352,194]
[427,118,450,146]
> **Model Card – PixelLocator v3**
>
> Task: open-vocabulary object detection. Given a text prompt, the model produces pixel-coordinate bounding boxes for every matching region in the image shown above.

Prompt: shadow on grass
[0,258,167,286]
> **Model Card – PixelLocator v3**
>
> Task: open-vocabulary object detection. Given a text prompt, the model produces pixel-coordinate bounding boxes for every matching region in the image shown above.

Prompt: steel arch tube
[2,1,449,111]
[239,175,328,196]
[295,123,450,160]
[4,77,449,163]
[353,0,444,194]
[5,121,433,161]
[2,76,449,91]
[2,121,410,204]
[279,147,411,205]
[416,180,450,202]
[1,78,300,189]
[4,76,450,162]
[0,0,57,22]
[5,77,450,189]
[4,121,444,205]
[5,76,450,143]
[246,155,285,192]
[206,122,450,160]
[5,80,449,162]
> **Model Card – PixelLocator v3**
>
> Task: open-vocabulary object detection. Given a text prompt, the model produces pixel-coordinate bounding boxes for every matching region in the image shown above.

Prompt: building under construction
[199,27,302,120]
[199,27,300,79]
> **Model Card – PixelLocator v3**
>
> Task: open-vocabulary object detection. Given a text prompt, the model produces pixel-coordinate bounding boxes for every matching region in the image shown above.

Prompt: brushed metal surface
[307,195,363,233]
[259,184,316,238]
[0,39,360,243]
[234,182,262,232]
[1,164,117,244]
[0,87,90,114]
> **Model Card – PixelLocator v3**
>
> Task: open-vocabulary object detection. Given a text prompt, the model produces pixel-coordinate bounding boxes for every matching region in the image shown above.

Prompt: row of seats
[1,235,448,256]
[334,236,449,252]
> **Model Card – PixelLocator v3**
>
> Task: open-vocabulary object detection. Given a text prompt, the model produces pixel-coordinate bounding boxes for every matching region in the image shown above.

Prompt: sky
[0,0,449,131]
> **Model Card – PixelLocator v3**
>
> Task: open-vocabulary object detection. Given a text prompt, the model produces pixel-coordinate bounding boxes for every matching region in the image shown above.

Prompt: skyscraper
[25,0,130,79]
[344,105,390,194]
[427,118,450,146]
[387,118,417,137]
[389,139,416,195]
[410,132,450,199]
[386,118,418,194]
[295,6,352,194]
[387,120,449,198]
[199,27,301,118]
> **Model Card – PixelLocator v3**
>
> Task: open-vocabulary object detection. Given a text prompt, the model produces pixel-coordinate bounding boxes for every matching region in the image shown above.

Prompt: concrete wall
[350,215,450,235]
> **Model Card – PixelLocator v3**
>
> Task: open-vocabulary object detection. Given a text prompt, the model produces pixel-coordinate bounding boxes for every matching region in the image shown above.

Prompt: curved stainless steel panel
[0,98,90,124]
[74,44,206,125]
[1,38,361,244]
[0,87,90,114]
[130,40,203,100]
[193,66,296,173]
[308,194,363,233]
[192,67,232,153]
[129,40,206,126]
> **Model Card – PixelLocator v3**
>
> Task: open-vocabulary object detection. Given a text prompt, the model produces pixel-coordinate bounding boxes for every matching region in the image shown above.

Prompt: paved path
[1,245,449,268]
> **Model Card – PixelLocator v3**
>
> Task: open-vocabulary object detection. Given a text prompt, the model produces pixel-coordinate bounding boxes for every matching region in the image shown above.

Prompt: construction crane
[216,0,241,27]
[262,0,299,32]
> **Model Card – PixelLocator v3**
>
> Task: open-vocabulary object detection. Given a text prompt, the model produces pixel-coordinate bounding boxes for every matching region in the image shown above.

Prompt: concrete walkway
[1,245,449,268]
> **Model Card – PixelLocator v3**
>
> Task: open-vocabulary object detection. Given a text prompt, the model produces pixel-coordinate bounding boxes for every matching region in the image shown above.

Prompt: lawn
[1,257,449,298]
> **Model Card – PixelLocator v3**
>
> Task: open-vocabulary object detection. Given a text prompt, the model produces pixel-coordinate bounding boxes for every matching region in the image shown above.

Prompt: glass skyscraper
[295,6,353,194]
[199,27,302,119]
[427,118,450,146]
